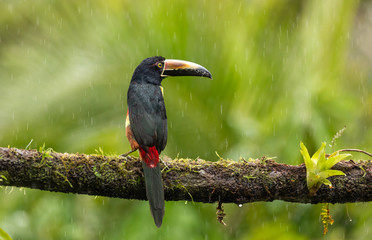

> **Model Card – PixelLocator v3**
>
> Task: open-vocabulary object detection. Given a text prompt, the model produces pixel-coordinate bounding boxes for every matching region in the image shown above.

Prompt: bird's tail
[140,147,164,228]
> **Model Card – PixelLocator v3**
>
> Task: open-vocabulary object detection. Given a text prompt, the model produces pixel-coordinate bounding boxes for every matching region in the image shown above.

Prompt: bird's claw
[121,149,137,158]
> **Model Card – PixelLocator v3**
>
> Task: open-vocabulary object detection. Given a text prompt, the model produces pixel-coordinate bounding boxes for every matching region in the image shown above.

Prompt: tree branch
[0,147,371,204]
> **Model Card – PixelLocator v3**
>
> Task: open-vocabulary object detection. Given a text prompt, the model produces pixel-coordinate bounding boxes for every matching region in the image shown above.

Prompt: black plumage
[125,56,211,228]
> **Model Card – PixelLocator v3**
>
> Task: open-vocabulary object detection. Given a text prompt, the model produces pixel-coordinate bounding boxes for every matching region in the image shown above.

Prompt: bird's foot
[121,148,137,157]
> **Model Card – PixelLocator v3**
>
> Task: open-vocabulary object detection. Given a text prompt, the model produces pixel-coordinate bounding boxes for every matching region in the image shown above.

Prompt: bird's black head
[130,56,212,85]
[131,56,166,85]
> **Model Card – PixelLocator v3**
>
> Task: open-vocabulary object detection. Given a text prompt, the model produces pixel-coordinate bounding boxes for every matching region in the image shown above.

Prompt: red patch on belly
[139,146,159,168]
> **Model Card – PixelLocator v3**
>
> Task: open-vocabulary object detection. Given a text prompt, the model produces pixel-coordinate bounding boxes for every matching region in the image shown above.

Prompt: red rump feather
[139,146,159,168]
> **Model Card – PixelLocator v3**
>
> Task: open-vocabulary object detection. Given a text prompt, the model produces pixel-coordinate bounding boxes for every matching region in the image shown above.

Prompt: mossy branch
[0,147,371,204]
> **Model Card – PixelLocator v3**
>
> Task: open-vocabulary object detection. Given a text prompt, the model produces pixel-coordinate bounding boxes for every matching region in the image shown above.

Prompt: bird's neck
[131,71,163,85]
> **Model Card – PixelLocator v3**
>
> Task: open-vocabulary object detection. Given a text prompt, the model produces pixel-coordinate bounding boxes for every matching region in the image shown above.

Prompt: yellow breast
[125,111,130,127]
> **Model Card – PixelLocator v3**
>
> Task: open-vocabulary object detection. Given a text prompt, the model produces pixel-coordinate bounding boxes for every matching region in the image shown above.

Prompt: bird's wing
[127,84,167,153]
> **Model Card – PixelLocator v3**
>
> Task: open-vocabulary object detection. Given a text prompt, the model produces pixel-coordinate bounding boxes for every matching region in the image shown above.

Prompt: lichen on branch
[0,147,371,204]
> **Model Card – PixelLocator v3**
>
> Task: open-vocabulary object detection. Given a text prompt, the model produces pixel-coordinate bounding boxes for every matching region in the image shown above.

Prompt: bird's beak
[161,59,212,79]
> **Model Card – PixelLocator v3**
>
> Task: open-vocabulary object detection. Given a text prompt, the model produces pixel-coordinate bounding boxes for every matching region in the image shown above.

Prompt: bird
[125,56,212,228]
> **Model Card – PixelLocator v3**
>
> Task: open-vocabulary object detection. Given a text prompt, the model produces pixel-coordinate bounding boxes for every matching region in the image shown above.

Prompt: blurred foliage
[0,227,12,240]
[1,0,372,239]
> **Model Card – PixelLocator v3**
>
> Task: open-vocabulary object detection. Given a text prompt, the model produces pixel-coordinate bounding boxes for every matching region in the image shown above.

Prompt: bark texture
[0,147,371,204]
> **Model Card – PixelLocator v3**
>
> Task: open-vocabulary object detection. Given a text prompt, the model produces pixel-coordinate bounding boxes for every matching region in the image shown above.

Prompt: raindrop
[346,205,352,221]
[7,186,14,194]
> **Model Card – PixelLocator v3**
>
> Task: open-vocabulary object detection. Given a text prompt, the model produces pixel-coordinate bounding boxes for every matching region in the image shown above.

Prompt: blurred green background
[1,0,372,239]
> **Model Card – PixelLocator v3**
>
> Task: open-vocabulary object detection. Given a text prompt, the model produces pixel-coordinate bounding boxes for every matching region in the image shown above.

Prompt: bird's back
[127,83,167,154]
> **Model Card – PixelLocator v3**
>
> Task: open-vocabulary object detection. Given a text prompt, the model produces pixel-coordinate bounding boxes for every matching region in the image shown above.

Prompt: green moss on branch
[0,147,371,204]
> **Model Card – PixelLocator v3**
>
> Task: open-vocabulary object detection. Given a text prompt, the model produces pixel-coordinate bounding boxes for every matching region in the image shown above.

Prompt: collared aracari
[125,56,212,227]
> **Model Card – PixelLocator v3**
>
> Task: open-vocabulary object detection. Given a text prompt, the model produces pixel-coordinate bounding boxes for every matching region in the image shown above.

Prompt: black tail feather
[142,162,165,228]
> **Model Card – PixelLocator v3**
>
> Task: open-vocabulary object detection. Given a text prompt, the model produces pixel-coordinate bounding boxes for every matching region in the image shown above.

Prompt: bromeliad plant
[300,142,351,195]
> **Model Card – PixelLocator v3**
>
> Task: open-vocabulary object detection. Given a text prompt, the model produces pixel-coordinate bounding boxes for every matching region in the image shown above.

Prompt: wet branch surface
[0,147,371,204]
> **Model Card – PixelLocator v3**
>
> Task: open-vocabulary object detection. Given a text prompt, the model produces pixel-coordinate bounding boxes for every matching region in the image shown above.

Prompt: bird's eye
[157,62,163,68]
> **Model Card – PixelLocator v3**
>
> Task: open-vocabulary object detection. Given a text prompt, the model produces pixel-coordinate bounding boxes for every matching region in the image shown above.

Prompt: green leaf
[306,172,320,190]
[318,170,345,180]
[323,153,351,171]
[300,142,314,171]
[314,142,327,167]
[300,142,348,195]
[319,178,332,187]
[311,142,326,162]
